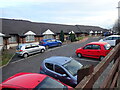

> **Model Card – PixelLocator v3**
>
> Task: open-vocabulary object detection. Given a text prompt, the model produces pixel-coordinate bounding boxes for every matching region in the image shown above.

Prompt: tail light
[19,50,23,52]
[40,66,42,70]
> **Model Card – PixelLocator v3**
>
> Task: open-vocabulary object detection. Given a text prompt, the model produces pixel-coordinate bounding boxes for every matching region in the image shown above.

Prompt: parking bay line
[75,58,100,63]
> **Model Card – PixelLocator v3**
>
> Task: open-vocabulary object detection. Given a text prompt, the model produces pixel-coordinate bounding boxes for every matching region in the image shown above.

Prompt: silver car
[16,43,46,58]
[40,56,83,87]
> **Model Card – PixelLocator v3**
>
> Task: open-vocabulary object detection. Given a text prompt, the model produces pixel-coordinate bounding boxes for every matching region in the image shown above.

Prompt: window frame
[9,35,17,43]
[45,63,54,71]
[25,35,35,42]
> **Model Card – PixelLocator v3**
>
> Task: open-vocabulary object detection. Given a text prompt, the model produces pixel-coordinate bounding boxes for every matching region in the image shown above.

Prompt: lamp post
[117,1,120,34]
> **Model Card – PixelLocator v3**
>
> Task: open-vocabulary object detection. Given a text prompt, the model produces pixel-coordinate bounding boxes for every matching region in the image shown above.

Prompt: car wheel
[77,53,82,58]
[41,49,45,53]
[99,56,105,61]
[23,53,28,58]
[58,43,62,46]
[45,45,49,49]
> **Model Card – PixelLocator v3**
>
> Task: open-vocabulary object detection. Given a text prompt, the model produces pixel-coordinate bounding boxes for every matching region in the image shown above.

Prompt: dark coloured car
[0,73,73,89]
[39,39,62,49]
[40,56,83,87]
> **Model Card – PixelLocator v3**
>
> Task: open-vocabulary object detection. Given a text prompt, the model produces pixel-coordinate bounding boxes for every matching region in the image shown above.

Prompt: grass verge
[0,50,14,67]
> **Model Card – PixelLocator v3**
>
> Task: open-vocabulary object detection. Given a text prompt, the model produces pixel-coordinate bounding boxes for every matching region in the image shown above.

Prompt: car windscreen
[104,44,111,50]
[16,45,22,50]
[63,59,83,76]
[34,77,67,90]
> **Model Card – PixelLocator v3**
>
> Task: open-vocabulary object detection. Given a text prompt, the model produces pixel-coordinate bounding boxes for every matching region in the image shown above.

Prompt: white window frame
[9,35,17,43]
[25,35,35,42]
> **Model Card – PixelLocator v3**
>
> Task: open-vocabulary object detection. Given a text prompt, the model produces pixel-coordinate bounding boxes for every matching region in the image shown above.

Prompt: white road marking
[75,58,100,63]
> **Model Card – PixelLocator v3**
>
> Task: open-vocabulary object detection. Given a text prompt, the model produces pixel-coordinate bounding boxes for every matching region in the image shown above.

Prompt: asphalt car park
[2,37,102,82]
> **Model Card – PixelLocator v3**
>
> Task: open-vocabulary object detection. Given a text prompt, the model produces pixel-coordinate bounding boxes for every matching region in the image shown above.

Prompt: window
[25,35,35,42]
[105,37,112,40]
[45,63,54,71]
[92,45,101,50]
[112,37,120,40]
[51,39,56,42]
[31,44,39,48]
[9,35,17,43]
[46,40,52,42]
[25,45,32,49]
[55,65,66,74]
[84,45,93,49]
[35,77,65,89]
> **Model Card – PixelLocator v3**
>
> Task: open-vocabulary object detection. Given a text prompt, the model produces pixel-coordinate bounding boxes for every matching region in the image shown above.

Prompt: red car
[76,42,112,60]
[0,73,73,90]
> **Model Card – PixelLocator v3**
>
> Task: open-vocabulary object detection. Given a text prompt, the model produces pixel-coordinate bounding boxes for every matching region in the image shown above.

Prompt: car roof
[2,73,47,88]
[107,35,120,37]
[87,42,108,45]
[18,43,37,46]
[41,39,55,41]
[44,56,72,65]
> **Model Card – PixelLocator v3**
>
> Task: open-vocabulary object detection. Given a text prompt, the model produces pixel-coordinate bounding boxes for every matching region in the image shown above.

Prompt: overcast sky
[0,0,120,29]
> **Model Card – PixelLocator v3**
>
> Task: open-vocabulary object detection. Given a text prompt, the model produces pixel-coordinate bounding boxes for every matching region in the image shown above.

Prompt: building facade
[1,18,107,49]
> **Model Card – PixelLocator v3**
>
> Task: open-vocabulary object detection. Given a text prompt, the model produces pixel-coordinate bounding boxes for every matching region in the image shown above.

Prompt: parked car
[0,73,73,89]
[76,42,112,60]
[99,35,120,46]
[40,56,83,87]
[16,43,45,58]
[39,39,62,49]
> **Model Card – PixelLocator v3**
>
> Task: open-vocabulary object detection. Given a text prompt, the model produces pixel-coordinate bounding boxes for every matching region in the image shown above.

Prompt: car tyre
[58,43,62,46]
[77,53,82,58]
[99,56,104,61]
[40,49,45,53]
[23,53,28,58]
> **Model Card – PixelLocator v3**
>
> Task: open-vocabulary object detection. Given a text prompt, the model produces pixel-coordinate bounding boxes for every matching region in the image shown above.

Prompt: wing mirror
[62,74,67,77]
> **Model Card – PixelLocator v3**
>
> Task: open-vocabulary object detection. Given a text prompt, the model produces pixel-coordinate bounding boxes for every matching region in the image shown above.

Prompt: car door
[44,63,56,78]
[54,65,71,85]
[25,45,33,55]
[31,44,40,53]
[88,44,101,58]
[46,40,53,47]
[82,44,93,57]
[51,39,57,46]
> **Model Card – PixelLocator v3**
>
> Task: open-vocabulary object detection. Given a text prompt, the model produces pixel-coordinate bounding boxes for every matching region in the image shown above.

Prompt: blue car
[39,56,83,87]
[39,39,62,49]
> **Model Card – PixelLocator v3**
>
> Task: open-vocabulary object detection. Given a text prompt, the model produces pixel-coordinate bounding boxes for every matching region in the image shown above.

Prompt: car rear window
[104,44,111,50]
[16,45,22,50]
[34,77,66,90]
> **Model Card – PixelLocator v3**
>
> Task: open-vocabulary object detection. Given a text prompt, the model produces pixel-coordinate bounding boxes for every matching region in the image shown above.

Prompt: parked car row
[75,35,120,60]
[16,39,62,58]
[1,56,83,89]
[1,35,117,89]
